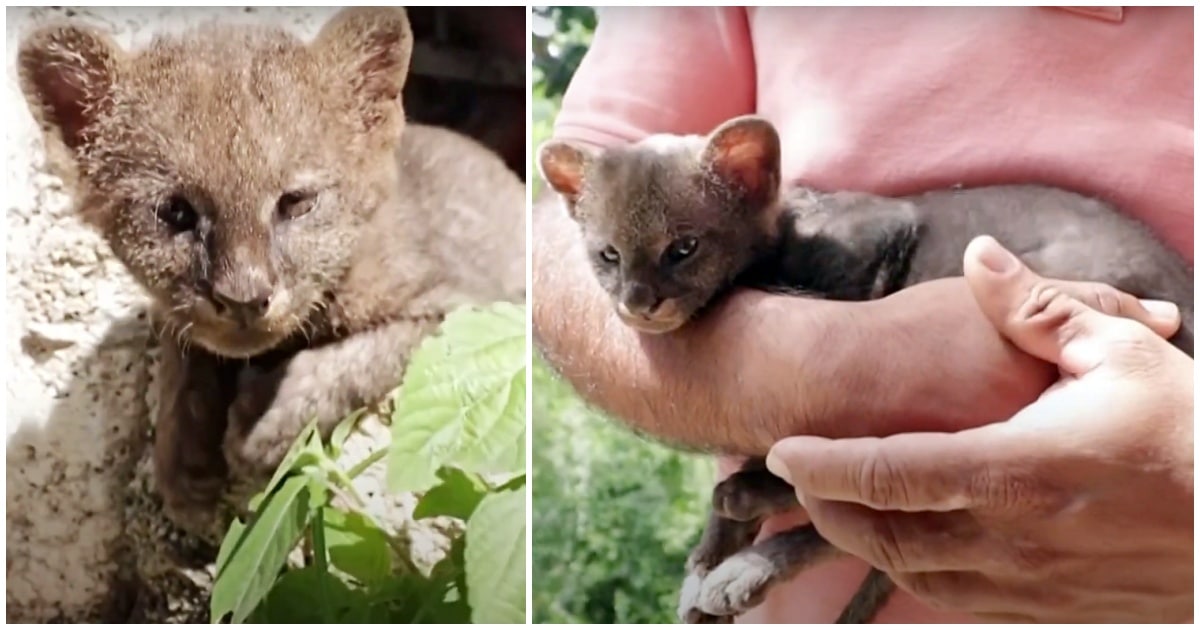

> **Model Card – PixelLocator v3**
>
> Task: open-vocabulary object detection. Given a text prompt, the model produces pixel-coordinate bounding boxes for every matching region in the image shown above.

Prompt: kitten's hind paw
[695,551,781,618]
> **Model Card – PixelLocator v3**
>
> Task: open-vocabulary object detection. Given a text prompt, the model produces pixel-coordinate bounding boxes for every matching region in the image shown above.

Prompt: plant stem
[312,507,333,623]
[317,451,422,578]
[346,447,388,479]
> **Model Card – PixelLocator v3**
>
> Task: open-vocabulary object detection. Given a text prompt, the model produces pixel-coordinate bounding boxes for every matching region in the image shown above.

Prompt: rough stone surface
[5,7,455,622]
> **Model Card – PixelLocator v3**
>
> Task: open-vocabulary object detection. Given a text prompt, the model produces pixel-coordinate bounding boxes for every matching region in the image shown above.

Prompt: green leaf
[413,467,489,520]
[210,476,314,624]
[388,303,527,494]
[420,584,472,623]
[249,564,360,624]
[214,518,247,577]
[329,407,366,459]
[465,488,526,624]
[497,473,527,493]
[260,420,321,500]
[323,507,393,586]
[337,597,394,624]
[430,535,468,592]
[426,536,472,623]
[370,573,436,623]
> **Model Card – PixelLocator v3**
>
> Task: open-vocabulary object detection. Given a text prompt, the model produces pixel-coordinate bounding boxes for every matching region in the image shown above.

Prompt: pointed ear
[700,116,781,210]
[313,7,413,133]
[538,140,592,209]
[18,23,121,154]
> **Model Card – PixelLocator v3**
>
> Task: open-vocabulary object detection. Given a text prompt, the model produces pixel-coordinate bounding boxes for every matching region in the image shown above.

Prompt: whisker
[178,321,194,356]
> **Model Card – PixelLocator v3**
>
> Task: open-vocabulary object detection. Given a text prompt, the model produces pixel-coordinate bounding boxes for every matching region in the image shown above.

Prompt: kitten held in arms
[538,116,1192,623]
[18,7,525,530]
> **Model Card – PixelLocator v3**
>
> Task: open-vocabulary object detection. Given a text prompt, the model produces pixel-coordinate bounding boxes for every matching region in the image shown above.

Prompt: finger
[963,235,1177,375]
[963,235,1180,339]
[767,432,1013,512]
[803,498,989,573]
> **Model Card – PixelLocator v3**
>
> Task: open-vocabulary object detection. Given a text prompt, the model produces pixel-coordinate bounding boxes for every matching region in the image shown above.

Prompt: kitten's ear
[700,116,781,210]
[314,7,413,133]
[18,23,121,154]
[538,140,592,209]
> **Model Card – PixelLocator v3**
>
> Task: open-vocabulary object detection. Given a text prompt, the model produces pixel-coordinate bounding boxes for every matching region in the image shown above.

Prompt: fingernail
[765,451,791,484]
[976,236,1016,274]
[1141,299,1179,321]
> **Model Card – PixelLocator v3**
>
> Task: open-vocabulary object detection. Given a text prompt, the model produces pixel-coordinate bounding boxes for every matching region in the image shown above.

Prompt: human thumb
[963,235,1176,376]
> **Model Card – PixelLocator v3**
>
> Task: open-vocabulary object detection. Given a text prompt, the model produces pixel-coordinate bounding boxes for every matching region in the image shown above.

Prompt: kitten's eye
[156,196,198,232]
[665,237,699,264]
[599,245,620,265]
[276,191,317,220]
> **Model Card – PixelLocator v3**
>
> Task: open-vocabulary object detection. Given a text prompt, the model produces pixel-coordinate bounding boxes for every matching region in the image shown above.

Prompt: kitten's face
[571,147,770,334]
[539,119,782,335]
[19,9,413,357]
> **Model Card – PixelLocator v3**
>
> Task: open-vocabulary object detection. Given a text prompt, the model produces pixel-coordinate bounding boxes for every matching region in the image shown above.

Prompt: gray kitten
[539,115,1193,623]
[18,7,525,529]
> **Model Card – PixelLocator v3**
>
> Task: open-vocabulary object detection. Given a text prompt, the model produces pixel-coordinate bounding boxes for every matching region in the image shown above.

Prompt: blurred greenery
[530,7,717,624]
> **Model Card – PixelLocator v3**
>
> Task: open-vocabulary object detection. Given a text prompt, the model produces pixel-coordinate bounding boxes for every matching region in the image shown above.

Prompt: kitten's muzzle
[616,299,687,334]
[619,282,664,316]
[211,280,273,326]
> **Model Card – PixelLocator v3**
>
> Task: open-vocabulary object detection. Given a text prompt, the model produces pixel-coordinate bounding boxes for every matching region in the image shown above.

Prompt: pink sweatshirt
[552,6,1193,624]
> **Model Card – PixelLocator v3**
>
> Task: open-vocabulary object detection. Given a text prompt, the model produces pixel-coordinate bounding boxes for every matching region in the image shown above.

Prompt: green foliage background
[531,7,716,624]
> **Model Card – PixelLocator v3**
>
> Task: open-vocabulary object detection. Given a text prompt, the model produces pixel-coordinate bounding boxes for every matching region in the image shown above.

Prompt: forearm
[852,280,1058,435]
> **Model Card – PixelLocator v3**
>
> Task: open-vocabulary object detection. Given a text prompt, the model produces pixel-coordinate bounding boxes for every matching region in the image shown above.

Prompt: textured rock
[5,7,455,622]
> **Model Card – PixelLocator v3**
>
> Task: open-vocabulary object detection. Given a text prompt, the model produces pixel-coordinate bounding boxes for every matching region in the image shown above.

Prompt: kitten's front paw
[695,552,781,618]
[223,359,326,479]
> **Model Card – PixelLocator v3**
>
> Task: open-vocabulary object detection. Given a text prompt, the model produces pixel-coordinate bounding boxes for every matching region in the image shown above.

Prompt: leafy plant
[211,302,526,624]
[531,6,596,99]
[532,357,714,624]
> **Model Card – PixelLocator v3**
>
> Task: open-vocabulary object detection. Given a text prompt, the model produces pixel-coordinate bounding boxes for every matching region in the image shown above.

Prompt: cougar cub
[18,7,525,527]
[539,116,1191,623]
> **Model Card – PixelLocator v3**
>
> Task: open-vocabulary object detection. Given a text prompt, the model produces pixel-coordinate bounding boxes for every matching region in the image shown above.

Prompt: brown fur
[18,7,525,526]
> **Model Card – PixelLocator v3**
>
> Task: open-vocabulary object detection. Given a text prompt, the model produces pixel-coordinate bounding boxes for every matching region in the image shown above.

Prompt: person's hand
[764,236,1194,623]
[796,258,1185,441]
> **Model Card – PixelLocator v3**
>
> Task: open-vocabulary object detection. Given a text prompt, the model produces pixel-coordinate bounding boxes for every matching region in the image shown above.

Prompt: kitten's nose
[211,281,272,322]
[620,283,663,317]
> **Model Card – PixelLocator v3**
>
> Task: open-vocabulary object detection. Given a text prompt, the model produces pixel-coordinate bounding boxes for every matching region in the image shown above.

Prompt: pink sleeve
[553,7,756,147]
